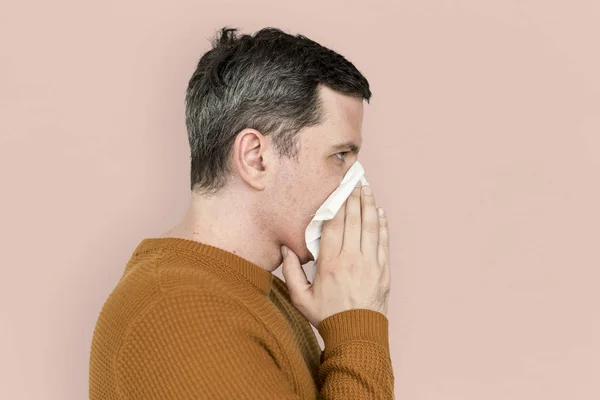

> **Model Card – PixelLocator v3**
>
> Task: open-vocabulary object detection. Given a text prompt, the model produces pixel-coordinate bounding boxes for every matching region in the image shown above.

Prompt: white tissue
[304,160,368,275]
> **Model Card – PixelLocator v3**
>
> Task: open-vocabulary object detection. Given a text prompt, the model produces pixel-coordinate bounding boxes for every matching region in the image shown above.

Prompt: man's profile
[89,27,393,399]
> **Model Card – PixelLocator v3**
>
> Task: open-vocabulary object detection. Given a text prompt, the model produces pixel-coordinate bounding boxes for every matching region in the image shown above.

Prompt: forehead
[312,85,364,147]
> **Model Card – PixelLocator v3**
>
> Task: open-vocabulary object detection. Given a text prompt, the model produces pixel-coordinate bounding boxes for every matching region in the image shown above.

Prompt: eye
[335,151,350,161]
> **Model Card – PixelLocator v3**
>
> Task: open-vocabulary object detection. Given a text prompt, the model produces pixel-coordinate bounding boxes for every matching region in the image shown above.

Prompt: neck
[162,190,282,272]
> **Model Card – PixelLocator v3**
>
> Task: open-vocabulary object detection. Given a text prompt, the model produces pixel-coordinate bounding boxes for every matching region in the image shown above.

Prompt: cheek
[302,181,329,214]
[276,160,340,226]
[310,173,342,211]
[273,168,341,260]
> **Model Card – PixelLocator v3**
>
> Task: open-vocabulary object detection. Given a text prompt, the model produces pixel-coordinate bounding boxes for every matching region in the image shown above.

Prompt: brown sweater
[89,237,395,399]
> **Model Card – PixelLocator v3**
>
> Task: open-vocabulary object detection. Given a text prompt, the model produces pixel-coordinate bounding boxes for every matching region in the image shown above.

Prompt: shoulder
[120,259,269,347]
[113,285,288,398]
[100,248,263,353]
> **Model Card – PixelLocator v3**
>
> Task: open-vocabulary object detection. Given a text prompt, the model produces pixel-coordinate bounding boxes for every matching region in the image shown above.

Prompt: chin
[287,241,313,265]
[297,255,311,265]
[297,247,314,265]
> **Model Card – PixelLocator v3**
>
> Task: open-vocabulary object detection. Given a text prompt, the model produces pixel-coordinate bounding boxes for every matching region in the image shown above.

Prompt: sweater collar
[132,237,273,295]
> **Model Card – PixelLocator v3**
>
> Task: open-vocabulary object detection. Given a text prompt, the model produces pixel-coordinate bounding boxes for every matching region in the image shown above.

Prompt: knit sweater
[89,237,395,399]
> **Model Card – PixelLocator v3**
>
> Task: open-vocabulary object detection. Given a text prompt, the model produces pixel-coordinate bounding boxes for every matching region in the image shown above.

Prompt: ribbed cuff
[317,309,389,352]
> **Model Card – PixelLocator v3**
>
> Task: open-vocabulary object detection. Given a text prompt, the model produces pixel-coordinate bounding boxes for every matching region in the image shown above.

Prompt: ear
[232,128,270,190]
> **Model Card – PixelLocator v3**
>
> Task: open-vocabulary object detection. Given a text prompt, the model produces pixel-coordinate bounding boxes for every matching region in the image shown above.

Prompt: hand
[281,185,391,328]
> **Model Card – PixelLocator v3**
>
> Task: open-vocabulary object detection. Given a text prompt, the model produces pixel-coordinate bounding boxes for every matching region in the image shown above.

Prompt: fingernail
[281,245,288,257]
[378,208,385,217]
[362,185,372,195]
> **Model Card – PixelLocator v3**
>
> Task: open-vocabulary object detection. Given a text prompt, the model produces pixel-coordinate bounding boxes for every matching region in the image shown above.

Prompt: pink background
[1,1,599,399]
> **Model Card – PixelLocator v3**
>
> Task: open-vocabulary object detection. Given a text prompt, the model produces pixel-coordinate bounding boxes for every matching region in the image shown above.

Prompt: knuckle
[289,293,303,307]
[338,249,358,264]
[382,283,391,297]
[349,189,361,199]
[379,234,389,246]
[363,194,376,205]
[379,216,388,227]
[346,215,361,226]
[323,219,342,232]
[363,221,378,234]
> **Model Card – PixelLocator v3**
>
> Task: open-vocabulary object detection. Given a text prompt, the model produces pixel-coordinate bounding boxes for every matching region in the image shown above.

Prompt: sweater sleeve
[116,289,394,399]
[317,309,395,398]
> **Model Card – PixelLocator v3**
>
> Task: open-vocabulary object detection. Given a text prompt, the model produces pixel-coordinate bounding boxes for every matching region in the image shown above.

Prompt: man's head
[185,27,371,263]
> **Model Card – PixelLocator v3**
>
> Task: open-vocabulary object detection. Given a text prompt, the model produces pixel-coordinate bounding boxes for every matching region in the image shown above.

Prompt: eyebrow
[330,141,361,153]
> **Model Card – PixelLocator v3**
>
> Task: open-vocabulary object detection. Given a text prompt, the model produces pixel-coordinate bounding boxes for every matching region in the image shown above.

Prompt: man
[90,27,393,399]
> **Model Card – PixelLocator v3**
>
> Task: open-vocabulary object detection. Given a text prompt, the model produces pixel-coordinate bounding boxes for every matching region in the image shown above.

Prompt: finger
[280,246,311,307]
[320,198,346,258]
[360,185,378,258]
[377,208,389,268]
[342,187,362,253]
[380,211,391,292]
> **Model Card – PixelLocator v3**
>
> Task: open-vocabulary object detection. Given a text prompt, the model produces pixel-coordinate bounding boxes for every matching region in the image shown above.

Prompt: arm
[317,309,395,399]
[116,290,393,399]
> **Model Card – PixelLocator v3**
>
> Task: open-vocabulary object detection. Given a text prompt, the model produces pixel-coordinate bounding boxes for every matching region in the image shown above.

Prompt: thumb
[280,246,311,302]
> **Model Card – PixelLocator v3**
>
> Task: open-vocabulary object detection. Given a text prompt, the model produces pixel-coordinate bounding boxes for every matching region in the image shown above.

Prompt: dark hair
[185,27,371,193]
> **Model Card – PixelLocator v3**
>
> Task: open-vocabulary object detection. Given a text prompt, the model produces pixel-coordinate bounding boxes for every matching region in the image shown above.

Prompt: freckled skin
[264,85,364,264]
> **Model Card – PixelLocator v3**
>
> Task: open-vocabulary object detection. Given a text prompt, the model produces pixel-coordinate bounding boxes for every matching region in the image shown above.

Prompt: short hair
[185,27,371,193]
